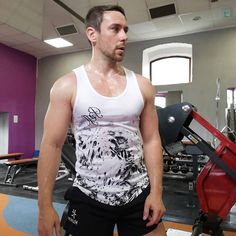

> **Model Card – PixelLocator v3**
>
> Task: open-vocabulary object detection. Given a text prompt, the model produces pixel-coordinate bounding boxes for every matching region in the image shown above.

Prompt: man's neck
[86,60,123,78]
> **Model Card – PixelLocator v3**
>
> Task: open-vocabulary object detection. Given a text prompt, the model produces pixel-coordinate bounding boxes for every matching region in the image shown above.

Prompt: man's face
[96,11,128,62]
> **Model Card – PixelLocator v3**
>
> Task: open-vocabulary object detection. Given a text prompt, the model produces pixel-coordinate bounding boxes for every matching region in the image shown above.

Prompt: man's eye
[112,27,119,32]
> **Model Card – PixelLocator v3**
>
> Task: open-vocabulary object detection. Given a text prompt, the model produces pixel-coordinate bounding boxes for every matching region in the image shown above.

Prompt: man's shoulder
[58,70,77,83]
[123,67,148,81]
[52,71,76,95]
[133,73,155,100]
[134,73,152,86]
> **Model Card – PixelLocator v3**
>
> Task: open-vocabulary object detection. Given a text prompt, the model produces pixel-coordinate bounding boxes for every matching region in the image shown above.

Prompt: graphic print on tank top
[72,65,149,206]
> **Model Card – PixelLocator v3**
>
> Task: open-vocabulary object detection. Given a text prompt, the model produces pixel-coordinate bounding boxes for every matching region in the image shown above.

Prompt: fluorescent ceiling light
[44,38,73,48]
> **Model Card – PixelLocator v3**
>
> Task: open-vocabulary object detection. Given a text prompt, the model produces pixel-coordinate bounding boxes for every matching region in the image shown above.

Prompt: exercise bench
[0,157,38,187]
[0,152,24,161]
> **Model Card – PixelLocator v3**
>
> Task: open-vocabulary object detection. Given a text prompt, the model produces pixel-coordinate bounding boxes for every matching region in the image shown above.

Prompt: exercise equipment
[0,153,39,187]
[60,102,236,235]
[0,152,24,161]
[23,136,75,192]
[23,161,70,191]
[163,139,209,208]
[0,158,38,187]
[157,102,236,236]
[60,135,77,236]
[61,134,76,177]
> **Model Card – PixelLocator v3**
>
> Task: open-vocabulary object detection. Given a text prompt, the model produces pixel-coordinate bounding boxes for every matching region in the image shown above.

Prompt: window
[142,43,192,86]
[151,56,191,85]
[227,87,236,108]
[155,95,166,108]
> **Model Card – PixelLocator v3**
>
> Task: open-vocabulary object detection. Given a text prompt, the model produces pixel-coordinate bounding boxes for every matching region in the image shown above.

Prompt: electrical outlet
[13,115,18,123]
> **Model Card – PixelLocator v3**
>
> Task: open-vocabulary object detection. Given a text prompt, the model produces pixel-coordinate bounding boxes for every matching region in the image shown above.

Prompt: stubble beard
[103,48,125,63]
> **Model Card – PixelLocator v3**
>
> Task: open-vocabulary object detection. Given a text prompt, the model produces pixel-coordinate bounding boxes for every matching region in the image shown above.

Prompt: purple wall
[0,43,37,158]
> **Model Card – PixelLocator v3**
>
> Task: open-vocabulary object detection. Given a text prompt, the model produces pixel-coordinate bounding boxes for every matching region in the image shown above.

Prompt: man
[37,5,166,236]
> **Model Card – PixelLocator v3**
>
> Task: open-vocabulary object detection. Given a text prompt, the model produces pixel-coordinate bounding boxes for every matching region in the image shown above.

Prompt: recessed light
[44,38,73,48]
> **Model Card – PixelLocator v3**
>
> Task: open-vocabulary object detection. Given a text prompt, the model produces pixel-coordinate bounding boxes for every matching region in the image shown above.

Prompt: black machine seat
[60,136,76,235]
[61,137,76,176]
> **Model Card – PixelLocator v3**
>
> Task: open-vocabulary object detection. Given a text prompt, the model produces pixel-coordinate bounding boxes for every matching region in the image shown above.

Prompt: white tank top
[72,65,149,206]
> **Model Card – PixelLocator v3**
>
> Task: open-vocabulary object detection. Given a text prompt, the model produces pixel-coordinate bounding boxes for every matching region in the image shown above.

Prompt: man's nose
[120,29,128,41]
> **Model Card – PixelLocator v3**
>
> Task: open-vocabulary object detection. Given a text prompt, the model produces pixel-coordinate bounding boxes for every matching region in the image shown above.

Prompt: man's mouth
[117,47,125,52]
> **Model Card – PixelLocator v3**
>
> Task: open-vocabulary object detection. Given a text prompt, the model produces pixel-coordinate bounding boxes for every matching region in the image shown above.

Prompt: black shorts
[63,186,161,236]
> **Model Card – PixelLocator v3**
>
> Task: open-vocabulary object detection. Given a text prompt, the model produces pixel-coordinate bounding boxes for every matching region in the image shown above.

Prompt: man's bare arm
[37,73,75,236]
[138,75,166,226]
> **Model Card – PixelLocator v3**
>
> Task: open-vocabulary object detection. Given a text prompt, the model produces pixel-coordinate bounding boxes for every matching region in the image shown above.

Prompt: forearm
[37,143,62,209]
[143,139,163,197]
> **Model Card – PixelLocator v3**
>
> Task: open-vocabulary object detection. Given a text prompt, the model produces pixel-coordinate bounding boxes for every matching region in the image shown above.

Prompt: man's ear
[86,27,97,45]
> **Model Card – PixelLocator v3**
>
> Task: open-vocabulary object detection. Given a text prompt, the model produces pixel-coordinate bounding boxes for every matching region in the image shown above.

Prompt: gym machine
[157,102,236,236]
[60,102,236,235]
[163,140,209,208]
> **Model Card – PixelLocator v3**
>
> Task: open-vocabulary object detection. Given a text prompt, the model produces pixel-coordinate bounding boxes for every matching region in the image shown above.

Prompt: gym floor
[0,163,236,235]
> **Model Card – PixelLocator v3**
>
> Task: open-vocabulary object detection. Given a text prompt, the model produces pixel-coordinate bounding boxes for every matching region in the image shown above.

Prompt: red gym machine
[157,102,236,236]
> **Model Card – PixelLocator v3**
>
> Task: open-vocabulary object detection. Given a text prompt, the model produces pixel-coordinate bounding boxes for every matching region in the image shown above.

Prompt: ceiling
[0,0,236,59]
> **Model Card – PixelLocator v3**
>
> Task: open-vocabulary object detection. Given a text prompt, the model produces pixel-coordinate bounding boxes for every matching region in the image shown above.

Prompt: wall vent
[149,3,176,19]
[56,24,78,36]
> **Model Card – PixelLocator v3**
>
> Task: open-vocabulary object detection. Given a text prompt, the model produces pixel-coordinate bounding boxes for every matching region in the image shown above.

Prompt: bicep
[41,82,72,148]
[140,104,160,144]
[139,82,161,144]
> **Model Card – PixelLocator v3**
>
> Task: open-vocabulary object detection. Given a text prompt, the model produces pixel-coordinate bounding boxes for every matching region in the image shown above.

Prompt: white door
[0,112,9,162]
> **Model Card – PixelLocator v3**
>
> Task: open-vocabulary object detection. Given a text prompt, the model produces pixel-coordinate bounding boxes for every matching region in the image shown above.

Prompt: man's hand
[143,193,166,227]
[38,206,61,236]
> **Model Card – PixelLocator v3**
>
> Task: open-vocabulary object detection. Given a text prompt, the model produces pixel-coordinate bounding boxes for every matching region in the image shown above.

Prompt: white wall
[36,50,92,148]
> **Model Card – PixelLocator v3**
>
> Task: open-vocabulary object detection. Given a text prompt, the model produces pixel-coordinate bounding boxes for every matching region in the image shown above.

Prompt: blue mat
[3,194,66,236]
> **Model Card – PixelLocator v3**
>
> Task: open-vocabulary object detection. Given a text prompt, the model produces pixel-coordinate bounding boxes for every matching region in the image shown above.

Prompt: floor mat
[0,193,65,236]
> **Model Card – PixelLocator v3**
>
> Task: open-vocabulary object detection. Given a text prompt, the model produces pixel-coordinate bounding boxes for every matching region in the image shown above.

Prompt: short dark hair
[85,5,126,32]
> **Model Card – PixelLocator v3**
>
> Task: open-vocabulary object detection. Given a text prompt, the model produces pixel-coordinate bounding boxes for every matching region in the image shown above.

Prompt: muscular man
[37,5,166,236]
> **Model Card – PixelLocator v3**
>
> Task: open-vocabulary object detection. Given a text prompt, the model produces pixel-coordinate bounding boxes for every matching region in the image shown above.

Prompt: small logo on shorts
[68,209,78,225]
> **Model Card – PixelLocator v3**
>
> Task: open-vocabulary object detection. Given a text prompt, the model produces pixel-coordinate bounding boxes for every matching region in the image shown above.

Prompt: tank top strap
[73,65,87,84]
[123,67,143,104]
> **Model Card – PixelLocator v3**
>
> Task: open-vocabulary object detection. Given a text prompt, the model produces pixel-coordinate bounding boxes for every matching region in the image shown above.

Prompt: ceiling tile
[177,0,210,14]
[0,23,22,36]
[179,10,214,32]
[1,0,236,58]
[119,0,150,23]
[212,11,236,28]
[0,0,23,22]
[129,21,157,34]
[88,0,118,6]
[3,0,44,39]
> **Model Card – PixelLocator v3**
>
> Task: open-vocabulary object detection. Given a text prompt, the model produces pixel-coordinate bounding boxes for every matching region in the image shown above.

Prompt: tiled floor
[0,163,236,235]
[164,221,236,236]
